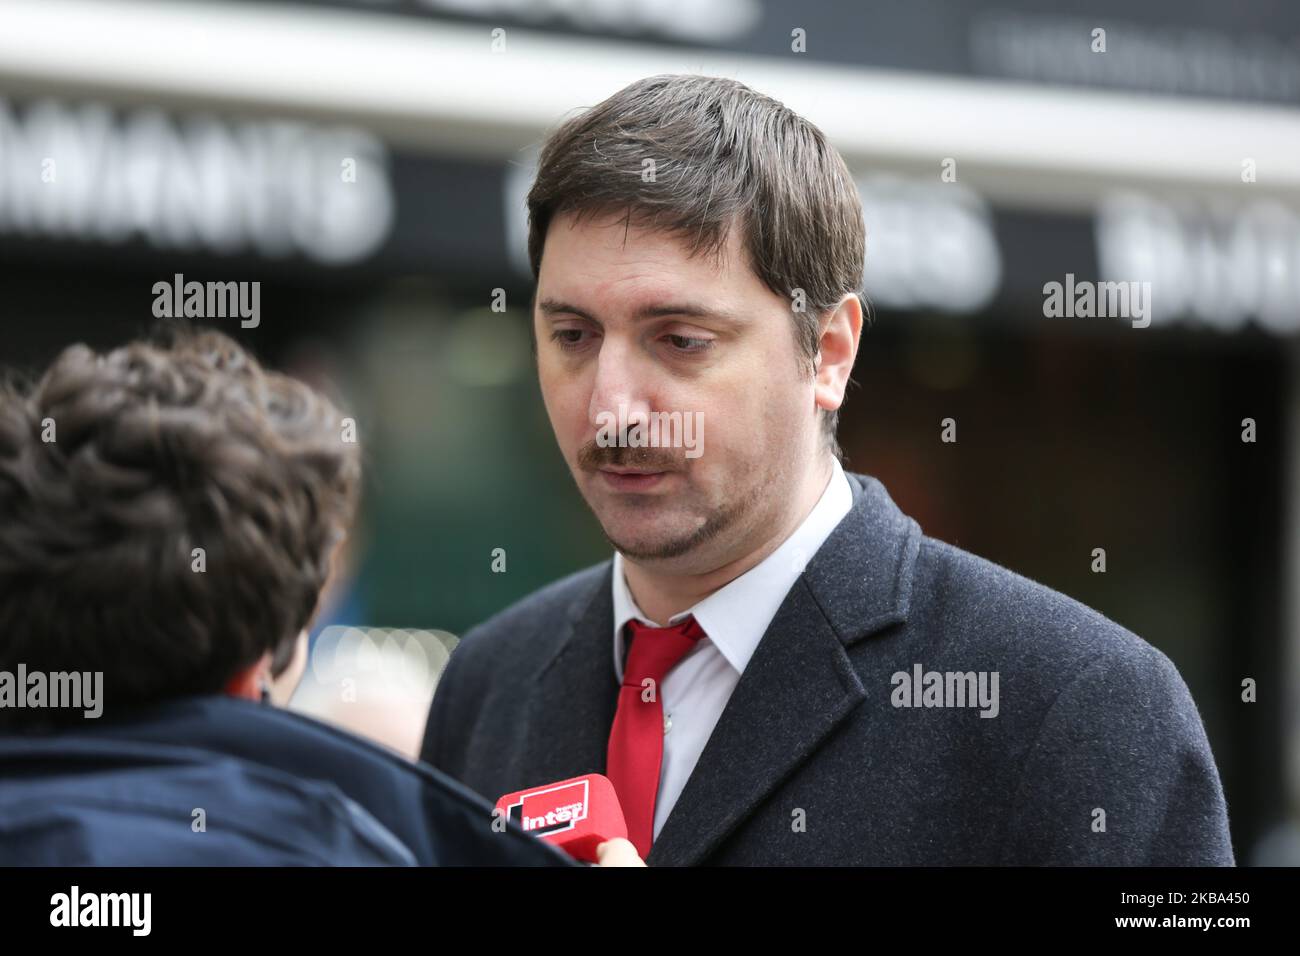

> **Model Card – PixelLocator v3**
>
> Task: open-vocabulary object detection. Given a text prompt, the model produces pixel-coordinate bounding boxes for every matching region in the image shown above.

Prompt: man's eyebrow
[537,298,742,324]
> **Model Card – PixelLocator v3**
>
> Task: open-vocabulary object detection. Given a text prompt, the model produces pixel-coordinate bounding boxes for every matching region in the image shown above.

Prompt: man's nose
[588,341,653,432]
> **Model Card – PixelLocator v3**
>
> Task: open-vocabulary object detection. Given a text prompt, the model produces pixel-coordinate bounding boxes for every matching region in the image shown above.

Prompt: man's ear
[813,292,863,416]
[224,651,273,702]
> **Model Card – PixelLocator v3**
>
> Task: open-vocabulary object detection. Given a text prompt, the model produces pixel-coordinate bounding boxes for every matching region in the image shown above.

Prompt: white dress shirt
[611,457,854,840]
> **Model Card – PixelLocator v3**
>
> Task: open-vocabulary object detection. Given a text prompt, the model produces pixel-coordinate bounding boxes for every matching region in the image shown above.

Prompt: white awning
[1,0,1297,213]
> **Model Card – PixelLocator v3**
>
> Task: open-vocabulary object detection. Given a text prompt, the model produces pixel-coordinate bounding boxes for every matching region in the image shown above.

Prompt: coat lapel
[518,563,621,787]
[646,472,922,865]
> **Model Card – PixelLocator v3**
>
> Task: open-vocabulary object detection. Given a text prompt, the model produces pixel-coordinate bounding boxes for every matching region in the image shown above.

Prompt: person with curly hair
[0,326,634,866]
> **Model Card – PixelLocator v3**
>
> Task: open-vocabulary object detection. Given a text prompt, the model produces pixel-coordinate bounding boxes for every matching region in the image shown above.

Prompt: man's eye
[550,329,589,350]
[666,334,713,353]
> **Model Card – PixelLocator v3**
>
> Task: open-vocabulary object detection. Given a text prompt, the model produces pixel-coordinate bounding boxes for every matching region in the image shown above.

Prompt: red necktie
[606,615,706,859]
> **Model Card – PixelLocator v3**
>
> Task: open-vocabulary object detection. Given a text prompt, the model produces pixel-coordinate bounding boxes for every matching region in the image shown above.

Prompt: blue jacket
[0,694,574,866]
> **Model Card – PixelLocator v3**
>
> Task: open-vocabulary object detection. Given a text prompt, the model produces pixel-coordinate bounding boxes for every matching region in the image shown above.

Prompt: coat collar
[527,470,922,864]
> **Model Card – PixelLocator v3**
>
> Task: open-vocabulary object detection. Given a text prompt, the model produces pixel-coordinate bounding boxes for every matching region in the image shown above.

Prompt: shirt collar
[612,457,854,682]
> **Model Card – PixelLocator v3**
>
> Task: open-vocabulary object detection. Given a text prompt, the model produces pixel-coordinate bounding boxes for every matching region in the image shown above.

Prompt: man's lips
[595,467,671,491]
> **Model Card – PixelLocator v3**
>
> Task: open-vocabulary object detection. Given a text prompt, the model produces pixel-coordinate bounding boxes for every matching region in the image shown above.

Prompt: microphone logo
[505,779,591,837]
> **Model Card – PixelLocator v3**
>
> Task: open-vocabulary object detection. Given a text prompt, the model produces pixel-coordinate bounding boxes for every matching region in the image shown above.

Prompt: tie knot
[623,615,706,686]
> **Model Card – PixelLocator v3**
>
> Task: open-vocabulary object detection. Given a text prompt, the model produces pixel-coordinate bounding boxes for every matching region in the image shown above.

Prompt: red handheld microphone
[496,773,627,863]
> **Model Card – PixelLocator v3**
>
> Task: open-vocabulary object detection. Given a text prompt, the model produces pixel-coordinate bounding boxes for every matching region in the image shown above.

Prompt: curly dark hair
[0,326,360,728]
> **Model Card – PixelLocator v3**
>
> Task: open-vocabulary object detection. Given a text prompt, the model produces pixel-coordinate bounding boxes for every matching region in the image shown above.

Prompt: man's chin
[609,535,705,563]
[600,506,738,563]
[580,481,750,563]
[595,520,677,556]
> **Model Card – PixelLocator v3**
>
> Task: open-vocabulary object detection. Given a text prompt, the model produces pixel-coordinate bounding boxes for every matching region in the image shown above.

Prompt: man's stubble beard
[580,454,790,570]
[602,488,755,563]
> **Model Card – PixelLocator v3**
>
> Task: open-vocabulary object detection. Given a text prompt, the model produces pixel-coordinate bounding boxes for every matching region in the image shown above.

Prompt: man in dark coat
[420,74,1234,866]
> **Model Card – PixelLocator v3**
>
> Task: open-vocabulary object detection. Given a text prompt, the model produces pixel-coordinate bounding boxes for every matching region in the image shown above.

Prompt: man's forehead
[538,211,761,311]
[536,294,744,327]
[546,206,743,272]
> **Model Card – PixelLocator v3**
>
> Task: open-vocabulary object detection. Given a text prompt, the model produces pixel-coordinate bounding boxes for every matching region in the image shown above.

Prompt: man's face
[534,208,822,573]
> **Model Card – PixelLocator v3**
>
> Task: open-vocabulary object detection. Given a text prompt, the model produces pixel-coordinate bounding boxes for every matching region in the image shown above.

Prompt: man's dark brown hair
[526,73,866,457]
[0,326,359,728]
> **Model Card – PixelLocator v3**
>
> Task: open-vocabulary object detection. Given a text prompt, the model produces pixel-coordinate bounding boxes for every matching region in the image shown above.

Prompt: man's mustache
[578,440,682,472]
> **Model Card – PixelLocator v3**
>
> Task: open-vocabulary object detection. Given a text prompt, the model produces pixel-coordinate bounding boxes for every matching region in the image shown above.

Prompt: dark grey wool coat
[421,471,1234,866]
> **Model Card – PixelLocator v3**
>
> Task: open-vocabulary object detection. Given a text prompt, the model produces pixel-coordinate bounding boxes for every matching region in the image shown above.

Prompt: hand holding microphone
[594,837,645,867]
[496,773,645,866]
